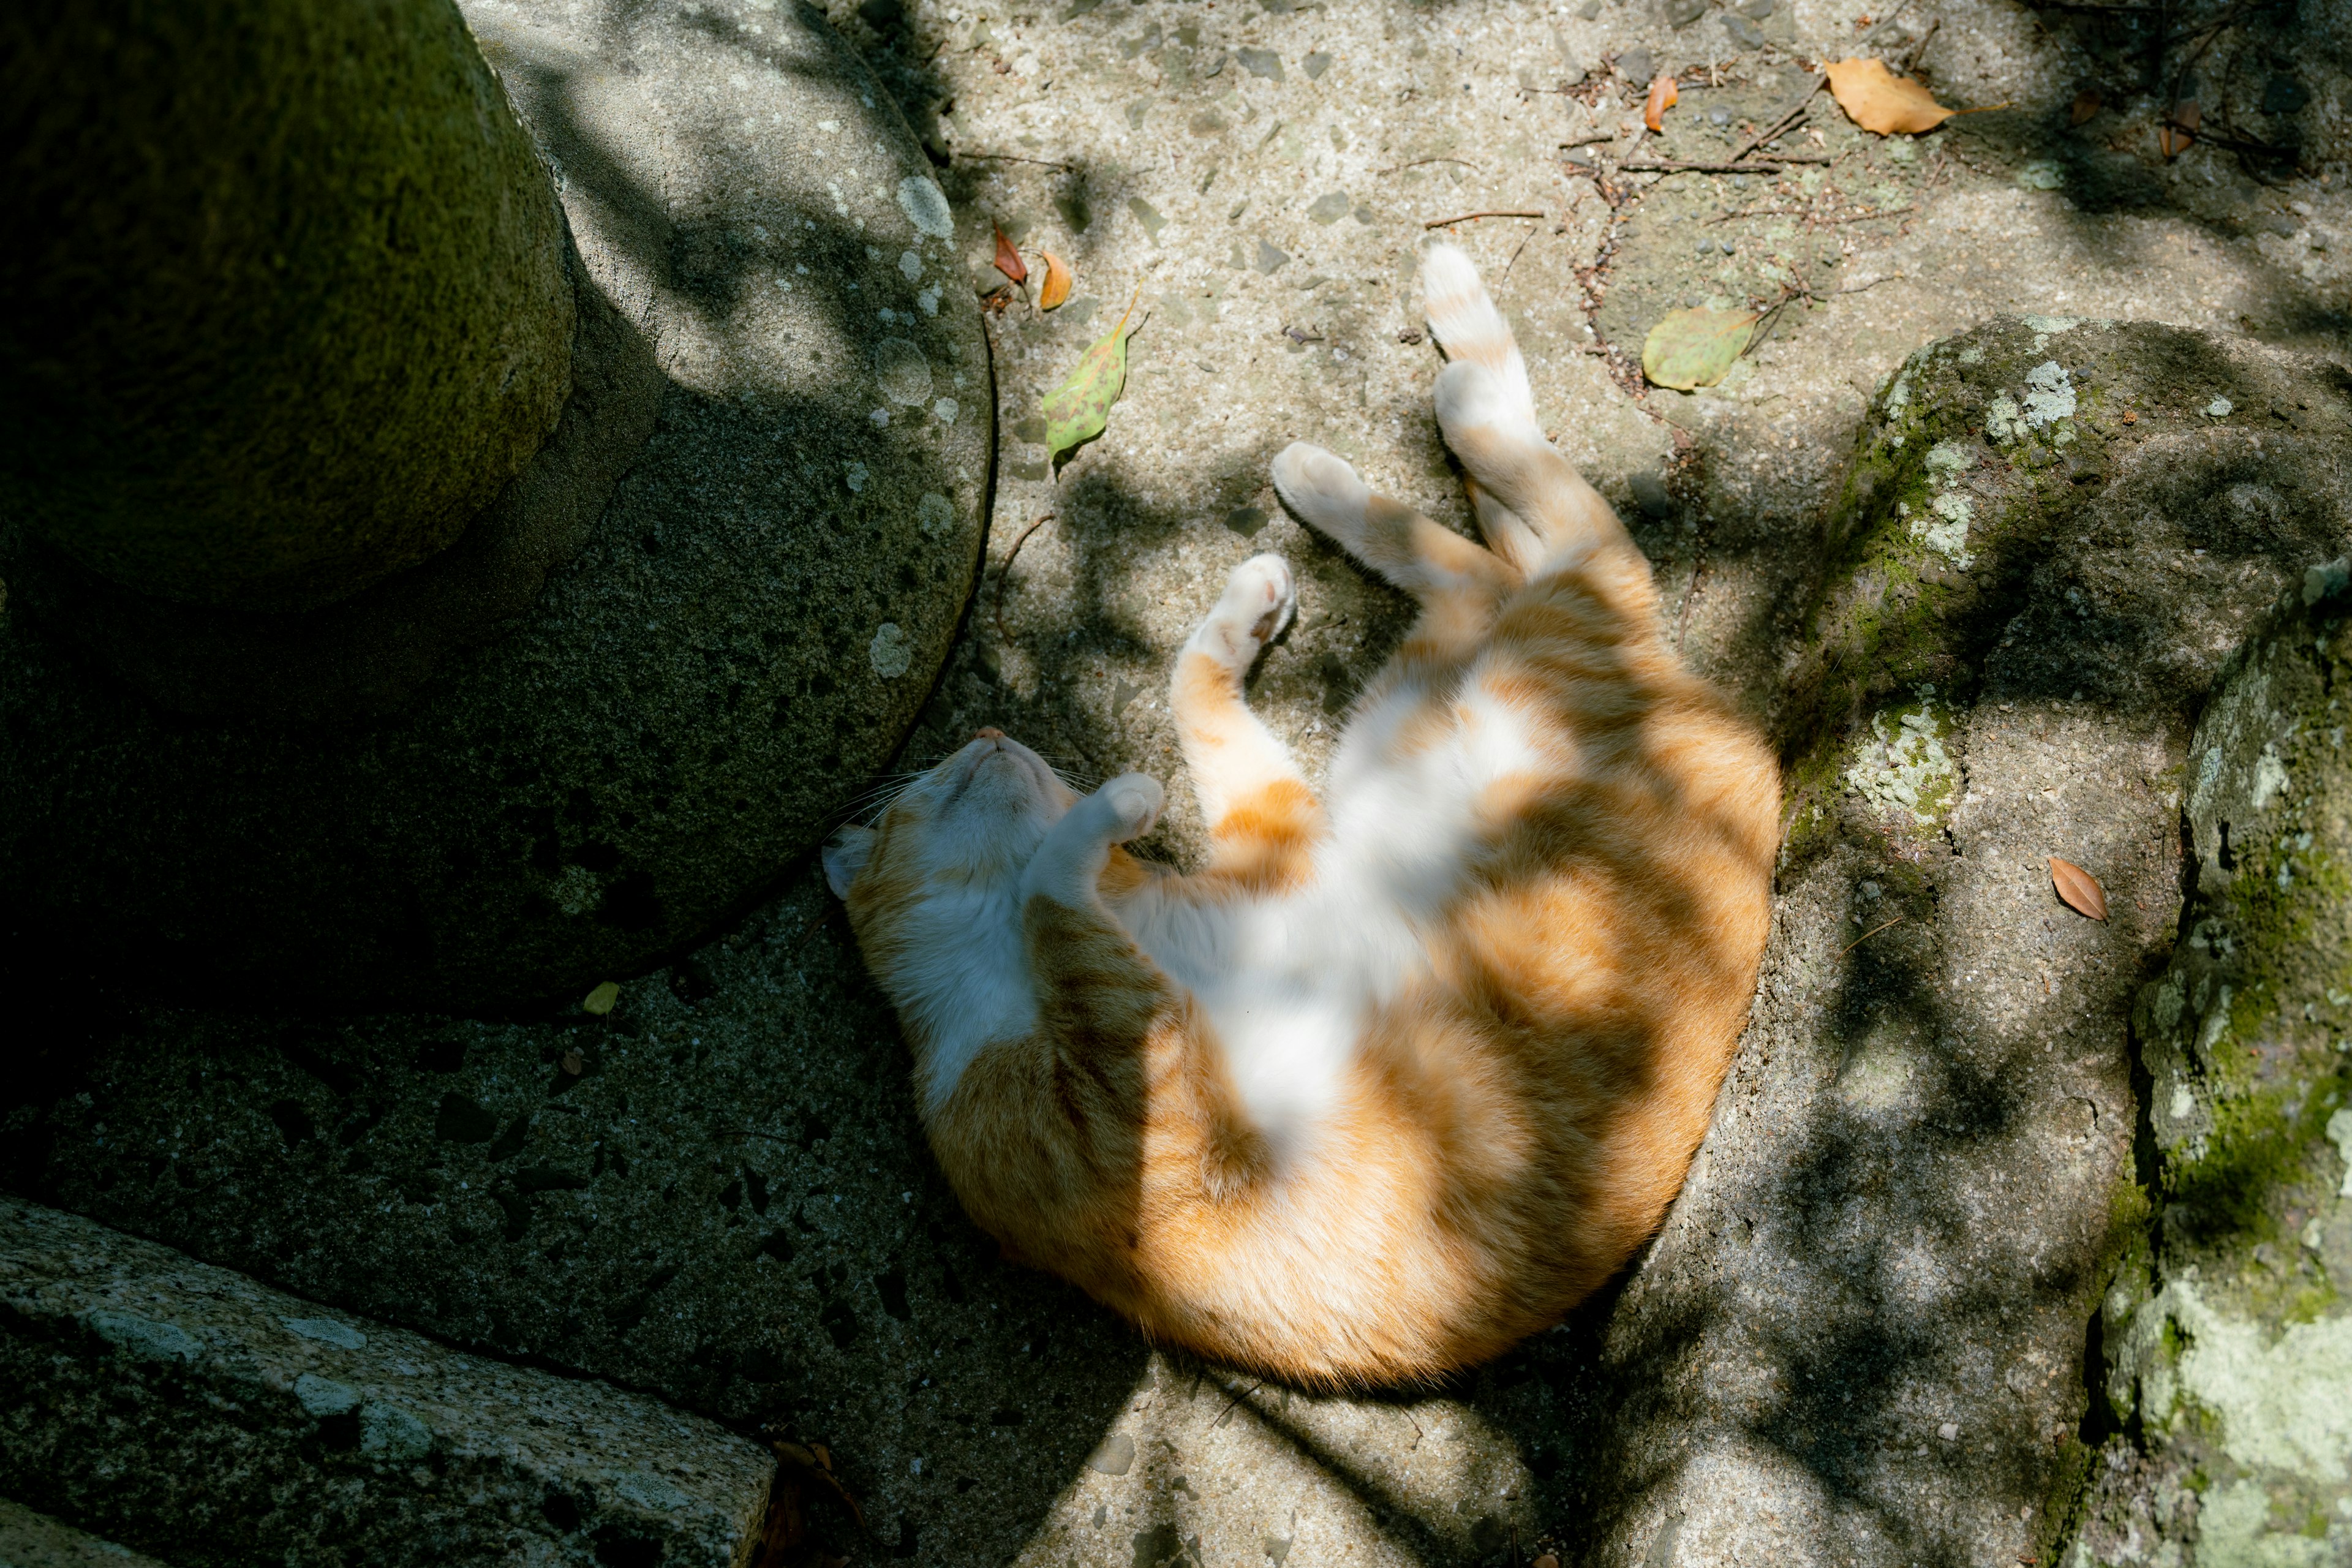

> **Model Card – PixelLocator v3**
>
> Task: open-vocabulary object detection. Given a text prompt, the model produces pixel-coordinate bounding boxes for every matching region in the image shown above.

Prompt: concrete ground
[5,0,2351,1563]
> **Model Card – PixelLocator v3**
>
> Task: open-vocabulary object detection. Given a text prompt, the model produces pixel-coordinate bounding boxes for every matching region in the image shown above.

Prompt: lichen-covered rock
[0,1197,774,1568]
[1781,315,2352,868]
[1551,320,2352,1568]
[2068,572,2352,1567]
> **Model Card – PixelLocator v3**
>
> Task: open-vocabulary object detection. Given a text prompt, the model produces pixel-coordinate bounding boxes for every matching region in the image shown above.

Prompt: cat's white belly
[1118,671,1559,1159]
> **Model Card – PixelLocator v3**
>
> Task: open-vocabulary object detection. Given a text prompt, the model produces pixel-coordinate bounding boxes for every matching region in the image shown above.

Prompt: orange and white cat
[826,244,1779,1385]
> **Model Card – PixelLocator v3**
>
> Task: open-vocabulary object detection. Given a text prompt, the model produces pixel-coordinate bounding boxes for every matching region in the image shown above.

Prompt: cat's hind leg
[1270,442,1515,661]
[1420,243,1634,579]
[1172,554,1323,889]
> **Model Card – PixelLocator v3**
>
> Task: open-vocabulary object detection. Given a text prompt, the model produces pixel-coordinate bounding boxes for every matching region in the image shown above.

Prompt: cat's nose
[973,727,1005,742]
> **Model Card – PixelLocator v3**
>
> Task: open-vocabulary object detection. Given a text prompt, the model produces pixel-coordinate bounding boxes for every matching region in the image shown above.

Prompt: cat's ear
[822,826,877,898]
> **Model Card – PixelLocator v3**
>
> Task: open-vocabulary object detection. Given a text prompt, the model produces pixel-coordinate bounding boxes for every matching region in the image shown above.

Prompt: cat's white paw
[1271,443,1371,540]
[1204,551,1296,652]
[1097,773,1165,840]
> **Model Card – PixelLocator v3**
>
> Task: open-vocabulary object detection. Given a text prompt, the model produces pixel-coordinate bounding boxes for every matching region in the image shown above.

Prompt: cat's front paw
[1097,773,1165,840]
[1194,553,1297,668]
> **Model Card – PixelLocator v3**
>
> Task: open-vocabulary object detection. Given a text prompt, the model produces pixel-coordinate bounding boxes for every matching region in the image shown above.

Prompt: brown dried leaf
[1825,57,1957,135]
[1644,74,1679,132]
[2070,87,2103,126]
[560,1049,584,1076]
[2159,98,2199,159]
[992,225,1027,285]
[1038,250,1073,310]
[2049,857,2108,921]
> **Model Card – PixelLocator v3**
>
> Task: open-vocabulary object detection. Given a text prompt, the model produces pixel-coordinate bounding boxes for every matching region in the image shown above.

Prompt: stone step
[0,1498,172,1568]
[0,1198,774,1568]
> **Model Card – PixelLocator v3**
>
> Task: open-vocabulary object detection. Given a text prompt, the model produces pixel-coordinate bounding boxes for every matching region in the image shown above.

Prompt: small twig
[1840,914,1906,957]
[962,151,1077,171]
[1213,1380,1265,1428]
[1674,553,1707,647]
[1498,219,1542,288]
[992,511,1054,641]
[1708,202,1912,224]
[1899,16,1941,74]
[1378,156,1483,174]
[1423,208,1547,227]
[1559,130,1618,149]
[2164,117,2298,159]
[1619,157,1830,173]
[1838,271,1907,293]
[1733,96,1819,164]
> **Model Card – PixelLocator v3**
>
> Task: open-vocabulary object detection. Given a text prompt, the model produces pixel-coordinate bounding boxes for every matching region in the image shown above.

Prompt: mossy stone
[0,0,990,1011]
[1778,316,2352,872]
[2071,576,2352,1566]
[1,0,575,611]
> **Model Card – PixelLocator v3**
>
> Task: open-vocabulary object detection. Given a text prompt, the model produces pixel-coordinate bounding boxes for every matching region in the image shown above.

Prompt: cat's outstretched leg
[1270,443,1516,661]
[1419,243,1635,579]
[1172,554,1323,889]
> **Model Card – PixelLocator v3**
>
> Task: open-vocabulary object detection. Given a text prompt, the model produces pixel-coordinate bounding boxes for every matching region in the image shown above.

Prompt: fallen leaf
[2159,98,2199,159]
[1038,249,1073,310]
[993,225,1027,286]
[1642,306,1758,391]
[2070,87,2103,126]
[560,1049,584,1076]
[2049,857,2108,921]
[1644,73,1679,132]
[1533,1558,1561,1568]
[1826,57,1958,135]
[581,981,620,1015]
[1041,290,1140,461]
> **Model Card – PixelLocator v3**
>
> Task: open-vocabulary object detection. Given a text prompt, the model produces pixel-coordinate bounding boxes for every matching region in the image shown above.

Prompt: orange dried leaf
[2049,857,2108,921]
[2070,87,2103,126]
[1644,74,1679,132]
[1038,250,1073,310]
[993,226,1027,285]
[1825,57,1957,135]
[2159,99,2199,159]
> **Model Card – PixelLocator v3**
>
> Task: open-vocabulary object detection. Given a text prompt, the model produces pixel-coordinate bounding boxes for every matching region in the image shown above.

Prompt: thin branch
[1840,914,1907,957]
[992,512,1054,641]
[1899,16,1941,74]
[1709,202,1915,224]
[1498,219,1542,289]
[1619,156,1831,173]
[1559,130,1618,149]
[1377,156,1483,174]
[962,151,1076,171]
[1423,208,1547,227]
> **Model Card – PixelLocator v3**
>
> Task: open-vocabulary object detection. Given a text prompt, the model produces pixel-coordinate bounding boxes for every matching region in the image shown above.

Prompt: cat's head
[822,729,1080,910]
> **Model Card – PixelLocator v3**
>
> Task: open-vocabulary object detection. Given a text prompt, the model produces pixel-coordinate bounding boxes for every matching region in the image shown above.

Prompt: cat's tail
[1419,242,1540,437]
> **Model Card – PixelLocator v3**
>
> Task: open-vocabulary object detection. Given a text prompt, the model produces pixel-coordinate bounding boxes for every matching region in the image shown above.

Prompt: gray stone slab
[0,1500,170,1568]
[0,1199,773,1568]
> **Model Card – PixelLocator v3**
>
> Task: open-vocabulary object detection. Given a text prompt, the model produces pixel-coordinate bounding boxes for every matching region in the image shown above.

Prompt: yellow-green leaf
[1042,292,1140,462]
[581,980,620,1015]
[1642,306,1758,391]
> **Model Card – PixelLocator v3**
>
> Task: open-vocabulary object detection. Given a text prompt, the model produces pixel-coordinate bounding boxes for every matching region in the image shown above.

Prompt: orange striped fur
[826,243,1779,1386]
